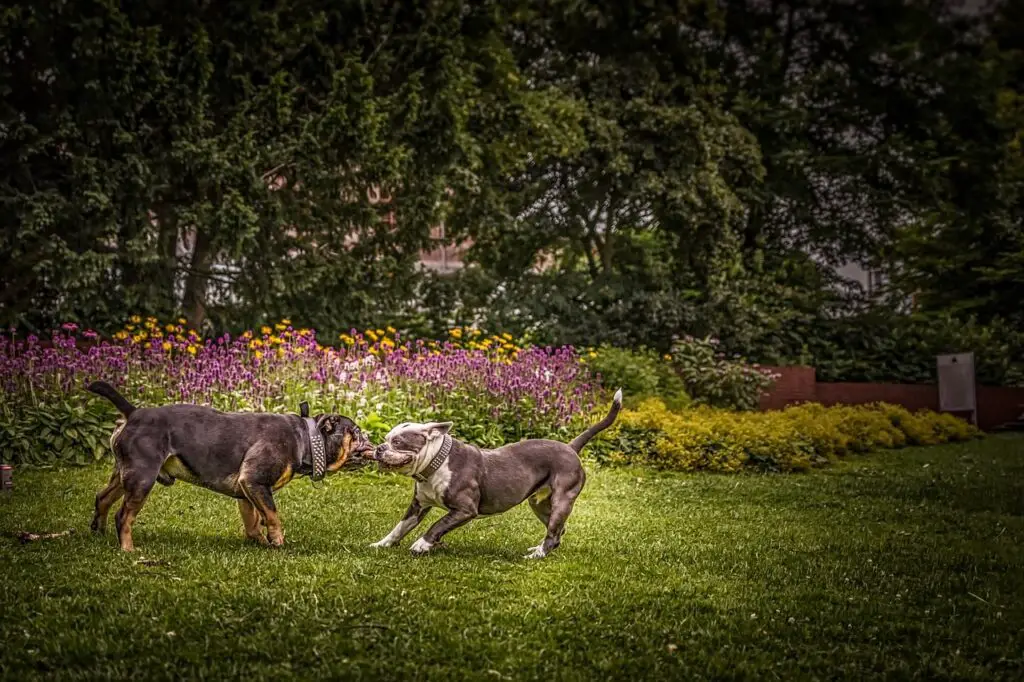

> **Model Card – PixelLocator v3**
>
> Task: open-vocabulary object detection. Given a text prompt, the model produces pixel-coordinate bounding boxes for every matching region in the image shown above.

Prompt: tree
[887,1,1024,329]
[1,0,573,337]
[438,0,764,349]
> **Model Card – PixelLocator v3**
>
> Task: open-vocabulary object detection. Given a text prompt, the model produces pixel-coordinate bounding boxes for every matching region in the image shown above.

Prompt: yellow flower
[381,337,395,348]
[386,326,396,334]
[588,351,597,359]
[254,350,263,360]
[249,339,263,349]
[281,318,292,325]
[366,330,378,342]
[165,324,176,332]
[126,324,135,331]
[130,315,141,324]
[261,326,272,335]
[187,345,198,356]
[502,332,513,341]
[162,341,172,352]
[664,354,672,361]
[178,318,187,325]
[375,328,386,337]
[115,331,128,341]
[450,328,462,338]
[242,330,252,339]
[275,323,286,331]
[276,348,285,358]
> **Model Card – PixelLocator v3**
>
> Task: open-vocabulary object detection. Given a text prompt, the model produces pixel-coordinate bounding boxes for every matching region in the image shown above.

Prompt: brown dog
[88,381,372,551]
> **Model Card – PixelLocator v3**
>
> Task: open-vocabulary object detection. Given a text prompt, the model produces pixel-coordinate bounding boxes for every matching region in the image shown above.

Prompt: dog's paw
[524,545,547,560]
[409,538,434,555]
[370,537,396,548]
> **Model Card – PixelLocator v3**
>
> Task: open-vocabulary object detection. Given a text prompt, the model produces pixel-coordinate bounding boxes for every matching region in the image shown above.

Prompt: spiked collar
[303,417,326,482]
[413,434,452,482]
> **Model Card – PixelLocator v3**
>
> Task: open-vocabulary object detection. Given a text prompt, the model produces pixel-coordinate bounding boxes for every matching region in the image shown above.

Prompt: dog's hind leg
[238,499,267,545]
[115,470,157,552]
[525,475,584,560]
[526,493,553,556]
[91,468,124,534]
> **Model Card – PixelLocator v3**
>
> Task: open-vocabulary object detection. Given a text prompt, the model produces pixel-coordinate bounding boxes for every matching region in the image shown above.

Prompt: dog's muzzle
[372,443,413,470]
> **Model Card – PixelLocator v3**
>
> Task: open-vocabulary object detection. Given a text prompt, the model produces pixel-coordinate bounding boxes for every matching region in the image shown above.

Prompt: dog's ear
[315,414,339,433]
[425,421,453,439]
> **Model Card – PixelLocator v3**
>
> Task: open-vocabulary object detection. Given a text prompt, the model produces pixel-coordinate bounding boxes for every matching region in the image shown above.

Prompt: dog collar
[303,417,326,482]
[413,434,452,482]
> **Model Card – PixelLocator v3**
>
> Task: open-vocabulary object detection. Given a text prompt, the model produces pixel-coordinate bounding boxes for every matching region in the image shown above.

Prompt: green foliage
[583,345,689,411]
[783,311,1024,386]
[2,0,1023,381]
[602,399,982,473]
[0,398,116,467]
[0,0,580,339]
[670,336,777,411]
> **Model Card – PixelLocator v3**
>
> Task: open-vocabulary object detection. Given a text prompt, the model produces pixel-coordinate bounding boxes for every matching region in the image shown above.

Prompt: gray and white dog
[371,389,622,558]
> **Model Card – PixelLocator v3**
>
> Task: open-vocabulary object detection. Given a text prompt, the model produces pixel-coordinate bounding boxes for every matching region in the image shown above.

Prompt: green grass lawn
[1,436,1022,681]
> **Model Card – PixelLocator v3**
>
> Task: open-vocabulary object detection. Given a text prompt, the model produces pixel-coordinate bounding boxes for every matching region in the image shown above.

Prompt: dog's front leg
[409,508,476,555]
[372,497,431,548]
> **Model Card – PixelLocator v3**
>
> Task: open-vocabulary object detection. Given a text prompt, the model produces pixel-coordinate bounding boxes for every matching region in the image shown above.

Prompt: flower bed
[0,319,981,471]
[0,320,601,466]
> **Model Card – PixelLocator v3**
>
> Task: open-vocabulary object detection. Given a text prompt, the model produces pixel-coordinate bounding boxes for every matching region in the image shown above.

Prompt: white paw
[409,537,434,555]
[370,537,396,548]
[524,545,547,560]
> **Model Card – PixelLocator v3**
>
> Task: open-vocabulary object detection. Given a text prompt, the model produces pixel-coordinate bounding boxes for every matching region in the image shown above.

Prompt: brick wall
[976,386,1024,430]
[815,382,939,412]
[759,365,1024,430]
[758,366,816,409]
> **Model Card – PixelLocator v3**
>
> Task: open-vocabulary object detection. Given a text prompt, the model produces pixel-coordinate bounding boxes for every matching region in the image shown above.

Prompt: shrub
[0,397,115,467]
[584,345,690,411]
[601,400,981,473]
[670,336,778,411]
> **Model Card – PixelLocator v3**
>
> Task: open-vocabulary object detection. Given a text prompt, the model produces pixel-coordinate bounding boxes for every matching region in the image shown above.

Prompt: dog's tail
[87,381,137,417]
[569,389,622,454]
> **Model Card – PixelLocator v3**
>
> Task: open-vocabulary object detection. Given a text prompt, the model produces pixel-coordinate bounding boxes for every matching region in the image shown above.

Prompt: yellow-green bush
[602,400,982,473]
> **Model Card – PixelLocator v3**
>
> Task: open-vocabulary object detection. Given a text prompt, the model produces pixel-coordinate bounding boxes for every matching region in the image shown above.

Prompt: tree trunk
[182,228,212,330]
[155,205,180,310]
